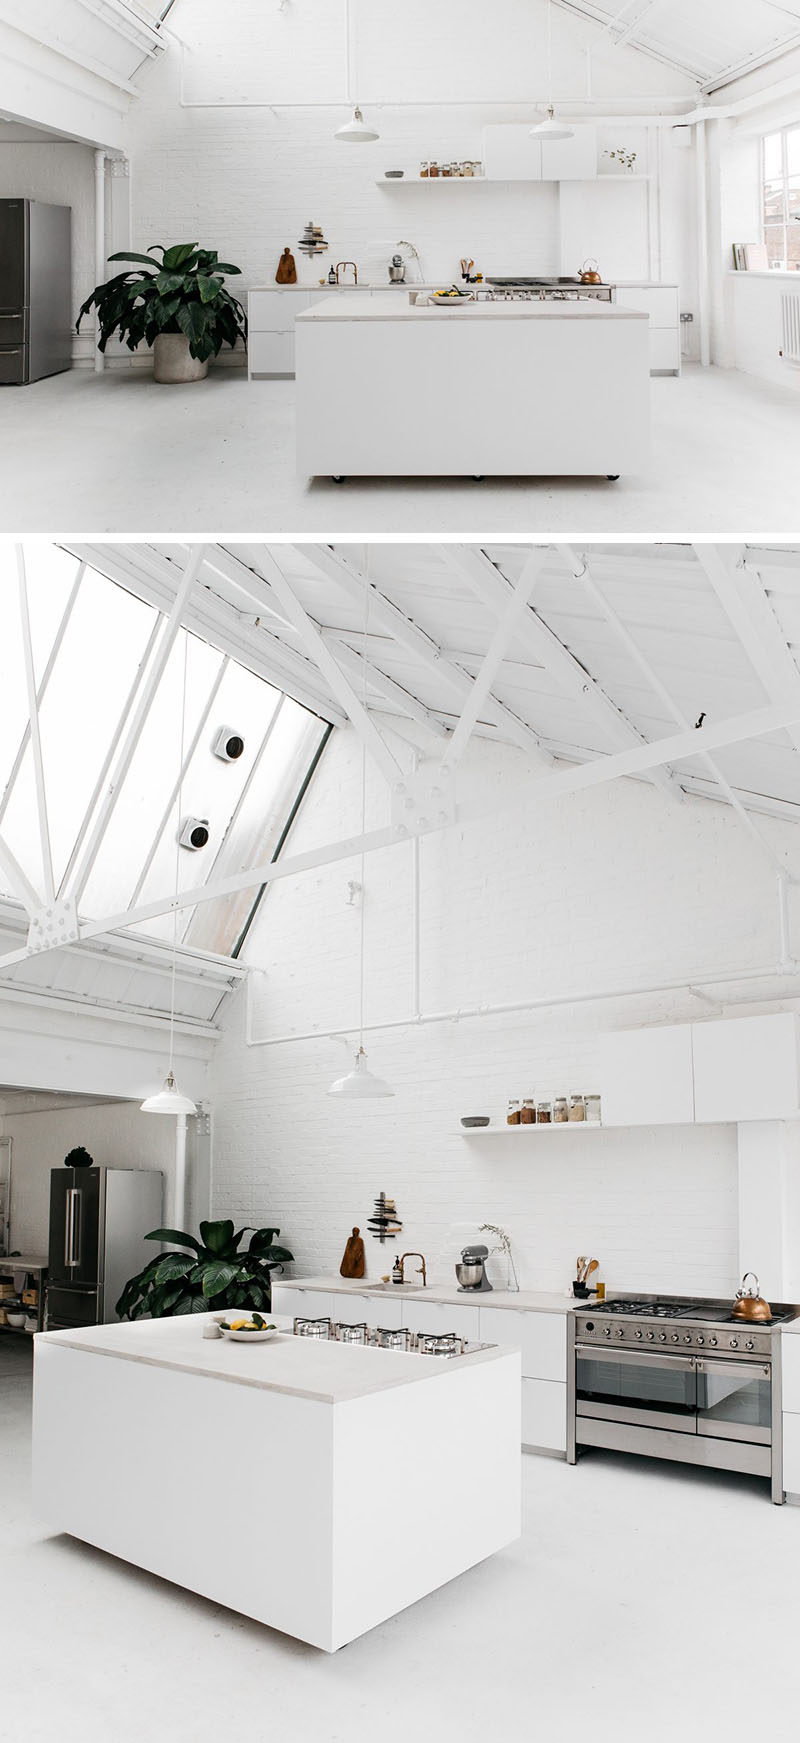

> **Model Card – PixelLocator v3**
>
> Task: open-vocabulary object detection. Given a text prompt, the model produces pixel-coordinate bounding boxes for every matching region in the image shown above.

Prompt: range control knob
[646,1330,655,1341]
[696,1335,704,1346]
[684,1334,692,1344]
[709,1336,718,1346]
[604,1326,612,1337]
[658,1331,667,1342]
[729,1337,739,1350]
[616,1328,624,1339]
[671,1332,680,1343]
[634,1329,643,1340]
[745,1339,755,1351]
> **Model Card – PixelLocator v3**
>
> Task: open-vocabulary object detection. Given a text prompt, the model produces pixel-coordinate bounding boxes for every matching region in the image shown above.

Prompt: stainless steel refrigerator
[47,1167,164,1330]
[0,198,72,384]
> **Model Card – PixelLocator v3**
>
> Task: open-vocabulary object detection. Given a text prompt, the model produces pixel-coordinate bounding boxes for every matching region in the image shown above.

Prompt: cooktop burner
[588,1296,797,1326]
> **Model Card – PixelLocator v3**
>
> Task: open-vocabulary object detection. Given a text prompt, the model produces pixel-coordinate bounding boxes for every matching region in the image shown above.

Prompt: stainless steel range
[481,276,613,302]
[567,1294,800,1504]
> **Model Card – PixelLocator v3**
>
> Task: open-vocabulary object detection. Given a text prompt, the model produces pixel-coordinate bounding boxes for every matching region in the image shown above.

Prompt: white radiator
[780,292,800,366]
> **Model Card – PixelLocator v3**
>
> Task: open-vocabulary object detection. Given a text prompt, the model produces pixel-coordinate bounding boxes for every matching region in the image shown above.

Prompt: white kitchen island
[32,1315,521,1652]
[295,294,650,481]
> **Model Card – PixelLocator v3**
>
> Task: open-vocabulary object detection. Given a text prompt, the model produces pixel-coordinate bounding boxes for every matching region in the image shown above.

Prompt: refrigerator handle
[64,1189,73,1267]
[70,1190,82,1268]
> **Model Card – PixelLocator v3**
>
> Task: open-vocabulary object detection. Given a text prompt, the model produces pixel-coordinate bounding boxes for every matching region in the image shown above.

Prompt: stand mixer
[455,1244,493,1292]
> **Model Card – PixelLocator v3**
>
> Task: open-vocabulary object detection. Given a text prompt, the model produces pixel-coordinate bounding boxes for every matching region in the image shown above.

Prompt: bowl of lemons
[430,285,474,307]
[219,1312,278,1343]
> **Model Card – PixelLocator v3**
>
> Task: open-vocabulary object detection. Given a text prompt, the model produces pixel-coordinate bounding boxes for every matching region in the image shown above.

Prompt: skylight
[0,547,330,958]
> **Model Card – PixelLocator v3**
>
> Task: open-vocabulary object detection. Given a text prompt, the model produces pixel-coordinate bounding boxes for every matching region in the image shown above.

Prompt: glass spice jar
[429,161,440,178]
[569,1094,585,1122]
[553,1097,568,1123]
[521,1097,536,1124]
[507,1099,521,1126]
[537,1101,552,1124]
[442,162,453,177]
[420,160,429,178]
[463,160,473,176]
[584,1094,601,1125]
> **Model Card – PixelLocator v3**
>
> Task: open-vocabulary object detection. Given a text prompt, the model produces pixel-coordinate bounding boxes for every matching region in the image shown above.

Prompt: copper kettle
[731,1272,773,1323]
[578,258,603,284]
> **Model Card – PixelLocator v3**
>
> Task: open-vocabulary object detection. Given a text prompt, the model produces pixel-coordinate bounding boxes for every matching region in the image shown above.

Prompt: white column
[94,150,107,374]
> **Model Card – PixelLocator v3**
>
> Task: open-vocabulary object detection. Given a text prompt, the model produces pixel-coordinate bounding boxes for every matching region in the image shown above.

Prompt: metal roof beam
[566,546,793,877]
[451,544,681,802]
[0,560,84,832]
[695,543,800,760]
[0,697,789,957]
[16,546,55,904]
[295,544,554,765]
[319,632,450,740]
[440,549,549,770]
[218,548,403,790]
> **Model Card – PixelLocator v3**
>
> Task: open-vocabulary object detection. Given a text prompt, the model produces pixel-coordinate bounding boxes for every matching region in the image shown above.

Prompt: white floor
[4,1337,800,1743]
[0,362,798,536]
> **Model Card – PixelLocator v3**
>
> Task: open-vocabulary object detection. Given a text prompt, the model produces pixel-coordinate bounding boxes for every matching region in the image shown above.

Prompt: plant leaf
[199,1219,235,1256]
[162,242,200,271]
[145,1228,202,1255]
[202,1260,240,1297]
[248,1228,279,1254]
[155,1254,195,1284]
[107,251,162,268]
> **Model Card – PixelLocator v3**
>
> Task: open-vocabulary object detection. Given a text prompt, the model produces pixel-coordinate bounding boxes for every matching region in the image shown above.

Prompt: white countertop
[0,1254,48,1270]
[297,297,647,324]
[250,281,437,293]
[277,1275,579,1313]
[36,1312,508,1403]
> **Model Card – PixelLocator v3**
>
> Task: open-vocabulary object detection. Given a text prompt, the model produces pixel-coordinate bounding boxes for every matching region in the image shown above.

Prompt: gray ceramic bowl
[384,170,404,179]
[460,1115,490,1128]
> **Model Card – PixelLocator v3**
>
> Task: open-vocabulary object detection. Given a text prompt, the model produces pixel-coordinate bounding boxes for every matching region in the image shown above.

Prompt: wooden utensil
[576,1255,587,1280]
[583,1259,599,1285]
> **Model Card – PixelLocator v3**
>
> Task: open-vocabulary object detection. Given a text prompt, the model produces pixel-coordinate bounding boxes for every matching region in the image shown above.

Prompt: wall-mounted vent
[780,293,800,367]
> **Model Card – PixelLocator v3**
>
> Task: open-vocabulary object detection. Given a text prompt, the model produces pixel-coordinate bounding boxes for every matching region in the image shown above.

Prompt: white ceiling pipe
[695,117,711,366]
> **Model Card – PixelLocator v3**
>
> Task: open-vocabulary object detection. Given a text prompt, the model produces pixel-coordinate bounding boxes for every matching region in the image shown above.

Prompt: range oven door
[576,1344,697,1434]
[695,1356,772,1444]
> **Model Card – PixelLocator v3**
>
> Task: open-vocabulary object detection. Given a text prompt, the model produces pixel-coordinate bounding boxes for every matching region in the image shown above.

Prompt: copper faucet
[335,261,358,284]
[399,1252,427,1286]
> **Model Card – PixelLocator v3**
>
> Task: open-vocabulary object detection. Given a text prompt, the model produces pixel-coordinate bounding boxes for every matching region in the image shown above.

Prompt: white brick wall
[208,726,800,1298]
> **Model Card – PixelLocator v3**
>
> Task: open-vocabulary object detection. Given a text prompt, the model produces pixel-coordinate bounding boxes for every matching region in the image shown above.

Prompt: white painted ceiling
[556,0,800,90]
[69,541,800,828]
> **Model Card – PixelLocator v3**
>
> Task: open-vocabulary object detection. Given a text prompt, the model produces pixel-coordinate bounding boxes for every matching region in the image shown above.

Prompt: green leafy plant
[76,242,248,362]
[64,1145,93,1169]
[116,1219,293,1321]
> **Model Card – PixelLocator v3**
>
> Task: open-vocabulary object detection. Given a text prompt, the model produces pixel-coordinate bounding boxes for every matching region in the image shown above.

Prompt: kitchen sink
[366,1281,426,1292]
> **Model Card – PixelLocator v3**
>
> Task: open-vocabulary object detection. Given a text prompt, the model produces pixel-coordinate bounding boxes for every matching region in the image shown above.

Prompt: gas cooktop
[586,1296,797,1326]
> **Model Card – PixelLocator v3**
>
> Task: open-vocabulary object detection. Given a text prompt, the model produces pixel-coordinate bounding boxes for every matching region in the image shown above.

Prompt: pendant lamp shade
[335,105,379,143]
[530,106,574,141]
[141,1070,197,1116]
[328,1047,395,1099]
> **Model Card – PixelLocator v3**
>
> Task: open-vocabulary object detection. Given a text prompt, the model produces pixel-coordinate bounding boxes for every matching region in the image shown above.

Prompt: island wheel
[606,474,620,481]
[332,475,346,483]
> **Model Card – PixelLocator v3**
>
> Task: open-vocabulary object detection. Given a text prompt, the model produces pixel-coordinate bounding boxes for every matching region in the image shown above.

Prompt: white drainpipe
[94,150,106,374]
[173,1111,187,1230]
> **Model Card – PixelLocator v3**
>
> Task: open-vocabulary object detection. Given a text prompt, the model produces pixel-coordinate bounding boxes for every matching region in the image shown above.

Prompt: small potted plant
[77,242,248,383]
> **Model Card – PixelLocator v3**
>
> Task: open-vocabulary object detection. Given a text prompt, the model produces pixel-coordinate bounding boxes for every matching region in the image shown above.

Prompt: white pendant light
[335,0,379,143]
[329,1046,394,1099]
[141,1070,197,1116]
[141,634,197,1118]
[335,106,379,144]
[328,570,394,1100]
[530,0,573,141]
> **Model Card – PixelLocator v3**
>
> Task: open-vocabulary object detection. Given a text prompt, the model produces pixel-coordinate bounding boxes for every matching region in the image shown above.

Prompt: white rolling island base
[32,1316,521,1653]
[295,295,650,481]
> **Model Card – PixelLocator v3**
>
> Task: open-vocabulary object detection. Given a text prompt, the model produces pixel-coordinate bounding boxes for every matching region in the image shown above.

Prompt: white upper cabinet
[599,1023,695,1126]
[692,1013,800,1124]
[540,126,597,181]
[483,123,596,182]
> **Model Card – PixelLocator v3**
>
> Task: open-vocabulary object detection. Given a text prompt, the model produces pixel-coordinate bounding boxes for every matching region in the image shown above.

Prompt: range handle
[695,1357,770,1379]
[576,1342,696,1373]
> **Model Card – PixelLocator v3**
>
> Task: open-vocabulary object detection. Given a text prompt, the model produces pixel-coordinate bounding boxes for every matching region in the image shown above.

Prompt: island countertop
[296,295,649,323]
[36,1313,507,1403]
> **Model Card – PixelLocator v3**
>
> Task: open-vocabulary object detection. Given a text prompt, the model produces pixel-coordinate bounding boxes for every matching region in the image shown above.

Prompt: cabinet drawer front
[522,1378,567,1451]
[649,328,681,371]
[249,290,312,329]
[479,1307,567,1380]
[248,331,295,375]
[0,346,25,385]
[615,287,678,325]
[401,1298,480,1342]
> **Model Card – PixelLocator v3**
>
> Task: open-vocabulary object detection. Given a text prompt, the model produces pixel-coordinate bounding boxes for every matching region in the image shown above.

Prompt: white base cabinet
[614,285,681,374]
[521,1378,568,1453]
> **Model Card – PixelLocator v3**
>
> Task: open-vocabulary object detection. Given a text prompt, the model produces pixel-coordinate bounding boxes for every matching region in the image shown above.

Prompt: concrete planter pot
[153,333,208,384]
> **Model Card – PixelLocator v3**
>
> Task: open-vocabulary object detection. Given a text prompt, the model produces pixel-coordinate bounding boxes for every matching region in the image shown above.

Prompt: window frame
[761,123,800,272]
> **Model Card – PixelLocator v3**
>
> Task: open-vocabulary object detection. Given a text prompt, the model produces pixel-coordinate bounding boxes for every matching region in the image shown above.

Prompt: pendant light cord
[168,632,189,1077]
[358,562,369,1053]
[547,0,553,104]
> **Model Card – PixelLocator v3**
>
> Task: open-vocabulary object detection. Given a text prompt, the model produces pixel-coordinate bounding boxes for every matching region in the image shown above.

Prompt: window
[0,547,331,958]
[762,125,800,270]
